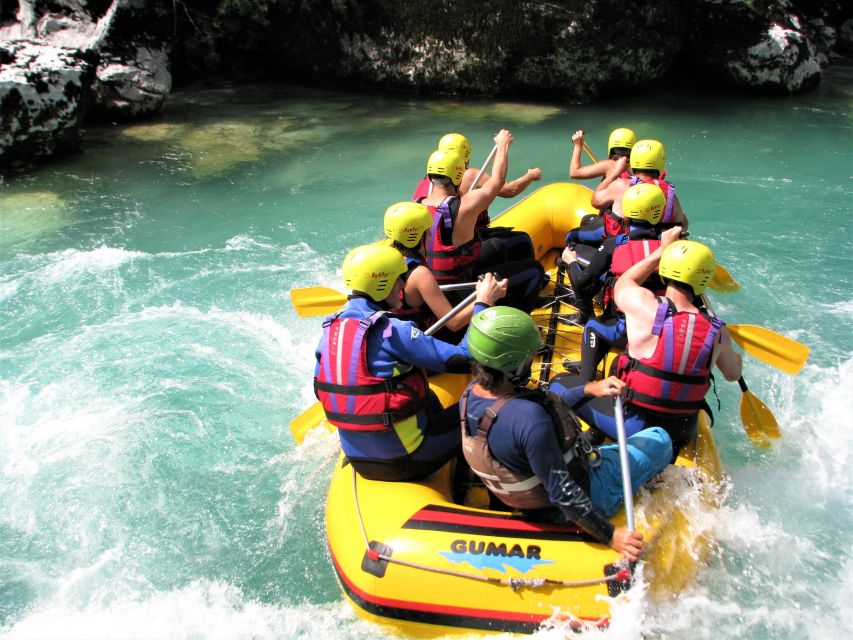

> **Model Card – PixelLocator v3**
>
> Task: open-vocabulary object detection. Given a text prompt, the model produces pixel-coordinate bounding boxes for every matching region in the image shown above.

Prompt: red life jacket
[630,175,677,225]
[412,176,432,201]
[314,310,428,431]
[601,227,665,312]
[617,298,723,416]
[422,195,481,283]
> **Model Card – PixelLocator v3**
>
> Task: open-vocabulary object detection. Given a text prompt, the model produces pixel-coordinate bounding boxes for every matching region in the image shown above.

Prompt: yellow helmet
[342,244,407,302]
[630,139,666,172]
[608,127,636,153]
[438,132,472,165]
[659,240,716,295]
[622,183,666,225]
[426,149,466,186]
[384,202,433,248]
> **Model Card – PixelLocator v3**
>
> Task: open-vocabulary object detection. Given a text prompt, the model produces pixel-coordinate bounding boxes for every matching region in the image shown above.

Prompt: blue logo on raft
[440,539,555,574]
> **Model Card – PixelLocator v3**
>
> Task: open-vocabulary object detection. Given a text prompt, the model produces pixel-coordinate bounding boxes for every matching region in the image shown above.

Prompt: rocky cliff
[1,0,851,171]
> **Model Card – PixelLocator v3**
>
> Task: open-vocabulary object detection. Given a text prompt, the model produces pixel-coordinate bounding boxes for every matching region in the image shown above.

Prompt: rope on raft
[351,468,632,591]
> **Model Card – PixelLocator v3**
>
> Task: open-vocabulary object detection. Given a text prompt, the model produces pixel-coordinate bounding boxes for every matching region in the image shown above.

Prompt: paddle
[725,323,809,375]
[702,295,782,446]
[289,289,480,444]
[582,142,598,164]
[291,282,477,318]
[614,395,635,531]
[737,376,781,447]
[467,144,498,193]
[710,263,739,293]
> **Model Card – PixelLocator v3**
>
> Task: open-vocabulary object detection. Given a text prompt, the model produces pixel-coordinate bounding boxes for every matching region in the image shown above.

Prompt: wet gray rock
[0,40,94,169]
[725,18,823,94]
[0,0,171,169]
[93,45,171,120]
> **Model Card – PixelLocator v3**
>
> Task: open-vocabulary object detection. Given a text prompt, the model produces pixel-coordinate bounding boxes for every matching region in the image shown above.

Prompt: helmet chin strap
[508,356,534,387]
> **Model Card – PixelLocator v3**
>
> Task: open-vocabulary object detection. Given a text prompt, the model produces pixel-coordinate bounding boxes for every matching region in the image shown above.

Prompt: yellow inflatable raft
[322,183,724,636]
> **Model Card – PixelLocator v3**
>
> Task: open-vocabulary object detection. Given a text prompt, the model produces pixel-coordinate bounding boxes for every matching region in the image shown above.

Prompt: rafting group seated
[312,128,743,562]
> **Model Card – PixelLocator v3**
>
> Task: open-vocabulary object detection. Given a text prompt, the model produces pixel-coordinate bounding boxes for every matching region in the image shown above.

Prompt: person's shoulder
[503,395,551,426]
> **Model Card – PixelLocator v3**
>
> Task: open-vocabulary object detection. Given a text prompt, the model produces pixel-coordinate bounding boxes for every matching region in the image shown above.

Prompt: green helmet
[426,149,466,186]
[608,127,636,155]
[342,244,407,301]
[630,139,666,172]
[468,306,543,376]
[384,201,433,248]
[438,132,472,165]
[622,182,666,225]
[659,240,716,295]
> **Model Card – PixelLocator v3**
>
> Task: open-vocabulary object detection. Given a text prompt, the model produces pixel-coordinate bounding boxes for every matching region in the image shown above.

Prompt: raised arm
[465,166,541,198]
[569,130,612,180]
[408,267,507,332]
[457,130,512,223]
[499,167,541,197]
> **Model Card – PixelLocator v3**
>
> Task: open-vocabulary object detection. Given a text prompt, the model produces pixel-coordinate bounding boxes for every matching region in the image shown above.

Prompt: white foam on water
[0,278,20,303]
[224,234,279,252]
[38,246,146,281]
[621,357,853,639]
[0,374,146,558]
[0,580,386,640]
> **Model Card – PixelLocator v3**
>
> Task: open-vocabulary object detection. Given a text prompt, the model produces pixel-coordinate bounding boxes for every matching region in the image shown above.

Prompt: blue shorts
[587,427,672,517]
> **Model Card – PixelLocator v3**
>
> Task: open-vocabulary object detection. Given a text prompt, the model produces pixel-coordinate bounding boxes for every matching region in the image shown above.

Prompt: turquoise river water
[1,66,851,639]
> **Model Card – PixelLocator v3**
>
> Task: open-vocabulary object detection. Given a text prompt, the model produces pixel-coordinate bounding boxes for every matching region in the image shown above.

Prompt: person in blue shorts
[459,306,672,561]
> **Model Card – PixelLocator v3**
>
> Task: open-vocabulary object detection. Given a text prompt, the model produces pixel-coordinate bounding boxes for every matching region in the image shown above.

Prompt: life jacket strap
[624,388,706,412]
[620,358,710,385]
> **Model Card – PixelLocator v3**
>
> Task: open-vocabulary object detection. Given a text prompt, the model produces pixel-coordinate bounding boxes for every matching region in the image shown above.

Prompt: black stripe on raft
[401,504,598,542]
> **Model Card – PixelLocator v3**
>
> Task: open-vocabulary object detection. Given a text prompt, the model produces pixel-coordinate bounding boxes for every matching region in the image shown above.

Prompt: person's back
[614,235,741,446]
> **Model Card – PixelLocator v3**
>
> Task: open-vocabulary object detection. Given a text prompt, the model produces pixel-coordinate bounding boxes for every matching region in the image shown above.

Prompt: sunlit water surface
[1,66,851,639]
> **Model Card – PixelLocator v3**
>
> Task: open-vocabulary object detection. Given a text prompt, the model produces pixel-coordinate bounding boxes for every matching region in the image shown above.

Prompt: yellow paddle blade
[290,286,346,318]
[709,264,740,293]
[740,389,781,447]
[728,324,810,375]
[289,402,329,445]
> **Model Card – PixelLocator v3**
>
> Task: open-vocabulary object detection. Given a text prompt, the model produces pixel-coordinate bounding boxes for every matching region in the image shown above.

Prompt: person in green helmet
[460,306,673,561]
